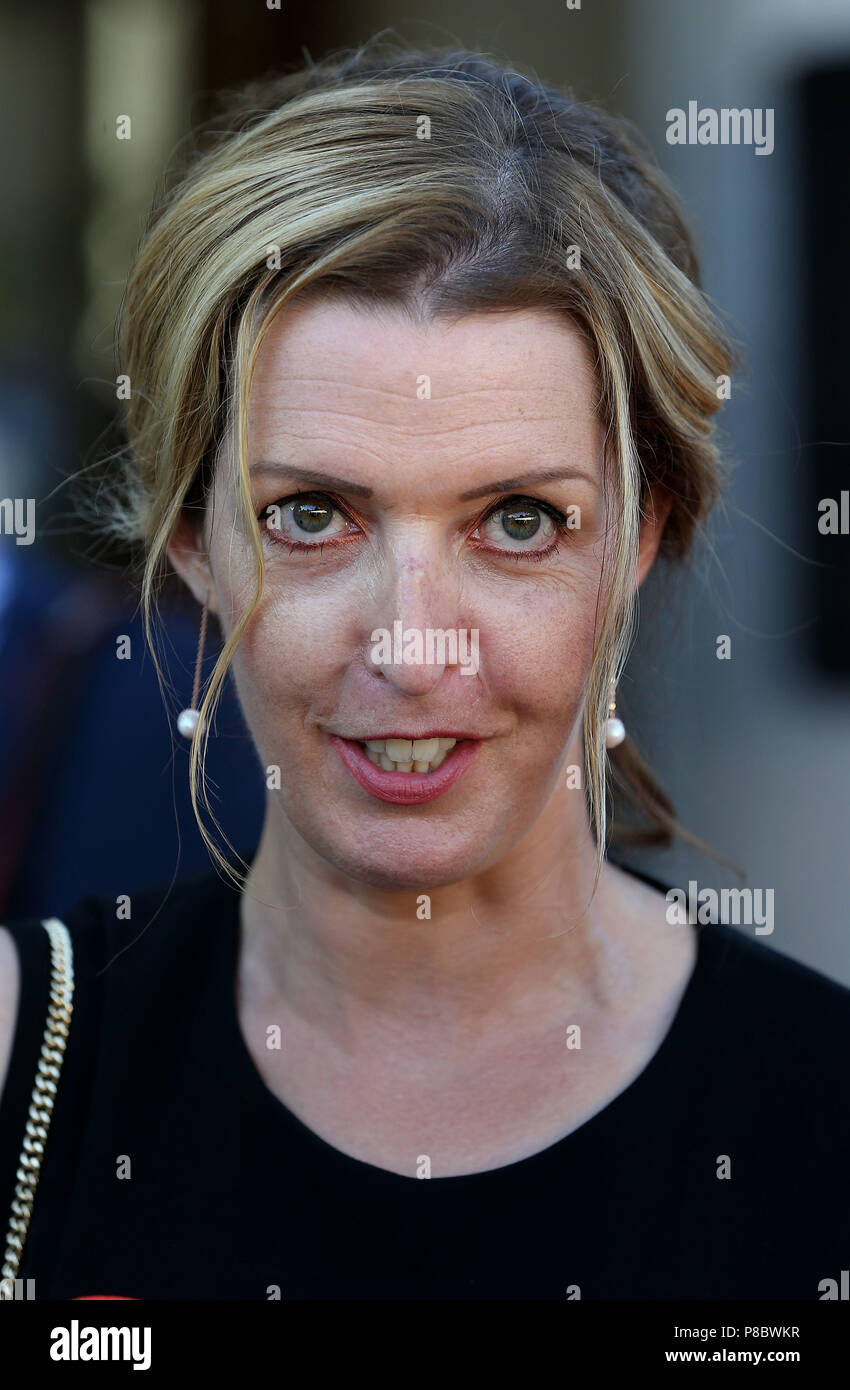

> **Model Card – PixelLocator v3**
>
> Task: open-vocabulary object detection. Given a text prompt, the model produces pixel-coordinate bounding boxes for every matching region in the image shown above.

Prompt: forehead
[243,296,604,480]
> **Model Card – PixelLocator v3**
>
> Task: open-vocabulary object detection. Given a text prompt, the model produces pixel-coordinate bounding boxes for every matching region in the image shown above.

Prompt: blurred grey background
[1,0,848,979]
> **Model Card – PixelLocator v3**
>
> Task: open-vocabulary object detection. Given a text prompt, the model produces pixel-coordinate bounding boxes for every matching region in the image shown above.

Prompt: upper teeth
[363,736,457,773]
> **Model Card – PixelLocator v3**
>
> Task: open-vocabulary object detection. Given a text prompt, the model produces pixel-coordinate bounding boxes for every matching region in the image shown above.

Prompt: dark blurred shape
[197,0,371,120]
[798,62,850,677]
[0,548,264,920]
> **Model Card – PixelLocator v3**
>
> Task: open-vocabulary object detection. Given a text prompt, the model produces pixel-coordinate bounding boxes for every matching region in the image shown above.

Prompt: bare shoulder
[0,926,21,1104]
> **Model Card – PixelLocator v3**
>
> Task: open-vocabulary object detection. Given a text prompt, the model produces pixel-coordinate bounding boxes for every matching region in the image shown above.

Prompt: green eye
[263,491,352,546]
[475,495,564,556]
[292,494,334,533]
[500,502,542,541]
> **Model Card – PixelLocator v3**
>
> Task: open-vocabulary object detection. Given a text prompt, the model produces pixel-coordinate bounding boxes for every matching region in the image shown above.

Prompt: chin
[344,860,473,892]
[298,817,496,892]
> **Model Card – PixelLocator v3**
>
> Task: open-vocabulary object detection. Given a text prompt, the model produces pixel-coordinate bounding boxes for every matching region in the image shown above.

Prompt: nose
[366,544,469,696]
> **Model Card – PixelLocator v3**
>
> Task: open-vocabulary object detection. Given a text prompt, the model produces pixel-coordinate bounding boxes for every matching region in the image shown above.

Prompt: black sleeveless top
[2,862,849,1301]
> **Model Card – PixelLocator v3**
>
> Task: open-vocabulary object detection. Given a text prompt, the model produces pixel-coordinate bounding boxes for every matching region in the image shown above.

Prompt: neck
[239,783,632,1041]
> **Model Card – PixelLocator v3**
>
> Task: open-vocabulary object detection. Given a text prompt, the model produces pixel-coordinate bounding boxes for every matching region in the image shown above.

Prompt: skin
[161,297,697,1179]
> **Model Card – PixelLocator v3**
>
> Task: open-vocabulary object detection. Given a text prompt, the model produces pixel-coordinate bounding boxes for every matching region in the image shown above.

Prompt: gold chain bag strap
[0,917,74,1300]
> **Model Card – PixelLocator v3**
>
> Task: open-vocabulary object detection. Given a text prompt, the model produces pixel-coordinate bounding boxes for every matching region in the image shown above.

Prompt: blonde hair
[106,37,738,886]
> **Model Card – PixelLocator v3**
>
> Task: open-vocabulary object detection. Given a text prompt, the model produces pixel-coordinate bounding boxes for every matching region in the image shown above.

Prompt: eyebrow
[250,461,374,498]
[250,461,596,502]
[457,466,597,500]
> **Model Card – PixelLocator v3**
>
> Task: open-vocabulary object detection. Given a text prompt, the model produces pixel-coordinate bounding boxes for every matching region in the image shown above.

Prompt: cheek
[471,569,603,726]
[226,575,360,728]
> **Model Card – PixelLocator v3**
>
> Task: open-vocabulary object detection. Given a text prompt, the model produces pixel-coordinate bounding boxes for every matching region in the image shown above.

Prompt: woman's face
[185,297,662,890]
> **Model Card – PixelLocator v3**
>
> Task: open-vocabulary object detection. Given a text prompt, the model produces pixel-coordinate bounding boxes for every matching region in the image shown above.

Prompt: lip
[356,730,479,741]
[329,734,481,804]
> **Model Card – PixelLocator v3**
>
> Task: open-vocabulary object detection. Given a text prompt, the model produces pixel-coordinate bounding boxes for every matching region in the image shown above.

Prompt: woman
[1,41,848,1302]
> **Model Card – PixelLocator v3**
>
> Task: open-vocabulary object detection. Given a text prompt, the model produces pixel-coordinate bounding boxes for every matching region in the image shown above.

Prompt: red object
[329,734,481,804]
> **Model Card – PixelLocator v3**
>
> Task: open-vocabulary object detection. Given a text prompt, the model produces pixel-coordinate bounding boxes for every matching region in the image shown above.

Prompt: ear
[635,484,673,587]
[167,511,219,613]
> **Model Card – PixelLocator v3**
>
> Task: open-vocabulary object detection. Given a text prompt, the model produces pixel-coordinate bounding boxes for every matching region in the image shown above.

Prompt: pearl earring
[177,590,210,739]
[604,676,626,749]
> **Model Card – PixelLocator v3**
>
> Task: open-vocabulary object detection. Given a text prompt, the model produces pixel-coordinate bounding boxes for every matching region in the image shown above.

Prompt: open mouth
[359,736,458,774]
[328,732,481,803]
